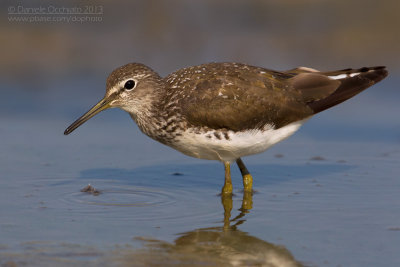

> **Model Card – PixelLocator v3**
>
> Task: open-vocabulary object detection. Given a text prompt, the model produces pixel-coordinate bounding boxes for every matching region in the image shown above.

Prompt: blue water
[0,77,399,266]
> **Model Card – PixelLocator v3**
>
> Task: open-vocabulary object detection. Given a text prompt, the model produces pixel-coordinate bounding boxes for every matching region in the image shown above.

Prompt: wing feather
[164,63,347,131]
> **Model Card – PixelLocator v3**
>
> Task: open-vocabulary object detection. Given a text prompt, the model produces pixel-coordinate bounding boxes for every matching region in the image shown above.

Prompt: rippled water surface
[1,79,400,266]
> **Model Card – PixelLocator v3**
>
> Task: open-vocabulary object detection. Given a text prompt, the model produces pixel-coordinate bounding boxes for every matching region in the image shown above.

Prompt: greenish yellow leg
[221,162,233,195]
[241,190,253,211]
[236,158,253,192]
[221,193,233,230]
[242,174,253,192]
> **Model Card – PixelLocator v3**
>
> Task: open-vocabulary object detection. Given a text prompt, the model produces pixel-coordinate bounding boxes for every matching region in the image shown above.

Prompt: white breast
[170,119,308,162]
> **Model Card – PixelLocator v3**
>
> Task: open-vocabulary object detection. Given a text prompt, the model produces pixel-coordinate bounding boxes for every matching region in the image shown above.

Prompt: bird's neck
[124,79,167,137]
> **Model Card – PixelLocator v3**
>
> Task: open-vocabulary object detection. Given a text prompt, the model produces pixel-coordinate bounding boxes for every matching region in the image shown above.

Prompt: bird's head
[64,63,162,135]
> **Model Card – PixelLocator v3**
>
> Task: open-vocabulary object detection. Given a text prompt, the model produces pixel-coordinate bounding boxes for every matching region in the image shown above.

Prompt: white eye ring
[123,80,136,90]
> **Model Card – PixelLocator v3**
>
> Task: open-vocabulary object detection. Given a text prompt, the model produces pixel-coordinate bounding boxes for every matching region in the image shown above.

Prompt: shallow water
[1,80,400,266]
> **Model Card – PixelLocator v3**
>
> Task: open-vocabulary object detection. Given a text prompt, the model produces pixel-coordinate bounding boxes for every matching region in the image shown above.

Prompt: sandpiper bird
[64,62,388,194]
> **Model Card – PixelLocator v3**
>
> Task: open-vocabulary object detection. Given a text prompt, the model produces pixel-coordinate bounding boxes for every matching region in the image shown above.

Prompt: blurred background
[1,0,399,121]
[1,1,400,266]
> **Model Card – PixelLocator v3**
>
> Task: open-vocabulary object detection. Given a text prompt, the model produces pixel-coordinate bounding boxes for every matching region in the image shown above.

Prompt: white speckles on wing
[298,66,319,72]
[349,72,360,77]
[329,74,348,80]
[329,72,361,80]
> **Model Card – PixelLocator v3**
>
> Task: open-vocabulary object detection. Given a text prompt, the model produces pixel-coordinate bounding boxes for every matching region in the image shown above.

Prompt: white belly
[171,119,308,162]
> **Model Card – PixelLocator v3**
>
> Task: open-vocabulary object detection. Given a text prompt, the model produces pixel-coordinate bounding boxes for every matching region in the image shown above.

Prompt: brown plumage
[306,66,387,113]
[64,62,388,194]
[164,63,387,131]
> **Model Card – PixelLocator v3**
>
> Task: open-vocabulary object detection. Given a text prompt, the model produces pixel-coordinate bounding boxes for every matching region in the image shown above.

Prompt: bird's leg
[240,190,253,211]
[236,158,253,192]
[220,192,233,230]
[221,161,233,195]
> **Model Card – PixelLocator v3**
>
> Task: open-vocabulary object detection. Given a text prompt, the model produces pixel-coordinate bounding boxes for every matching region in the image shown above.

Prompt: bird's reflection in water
[114,192,303,267]
[222,191,253,230]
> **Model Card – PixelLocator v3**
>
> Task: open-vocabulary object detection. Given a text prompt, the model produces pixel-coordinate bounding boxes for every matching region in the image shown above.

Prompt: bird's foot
[242,174,253,192]
[221,182,233,195]
[241,190,253,211]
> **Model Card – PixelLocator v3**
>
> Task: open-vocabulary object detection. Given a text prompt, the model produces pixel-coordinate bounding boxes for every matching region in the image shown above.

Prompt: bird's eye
[124,80,136,90]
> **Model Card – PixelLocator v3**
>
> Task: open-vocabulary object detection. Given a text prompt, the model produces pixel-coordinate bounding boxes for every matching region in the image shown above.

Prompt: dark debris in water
[381,150,400,157]
[274,153,284,158]
[80,184,100,196]
[171,172,184,176]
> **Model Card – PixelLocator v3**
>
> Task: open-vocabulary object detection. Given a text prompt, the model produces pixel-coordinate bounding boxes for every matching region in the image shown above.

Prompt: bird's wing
[284,66,320,74]
[306,66,388,113]
[167,63,340,131]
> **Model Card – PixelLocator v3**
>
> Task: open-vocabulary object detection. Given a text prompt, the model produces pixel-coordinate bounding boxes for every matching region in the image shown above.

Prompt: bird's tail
[307,66,388,113]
